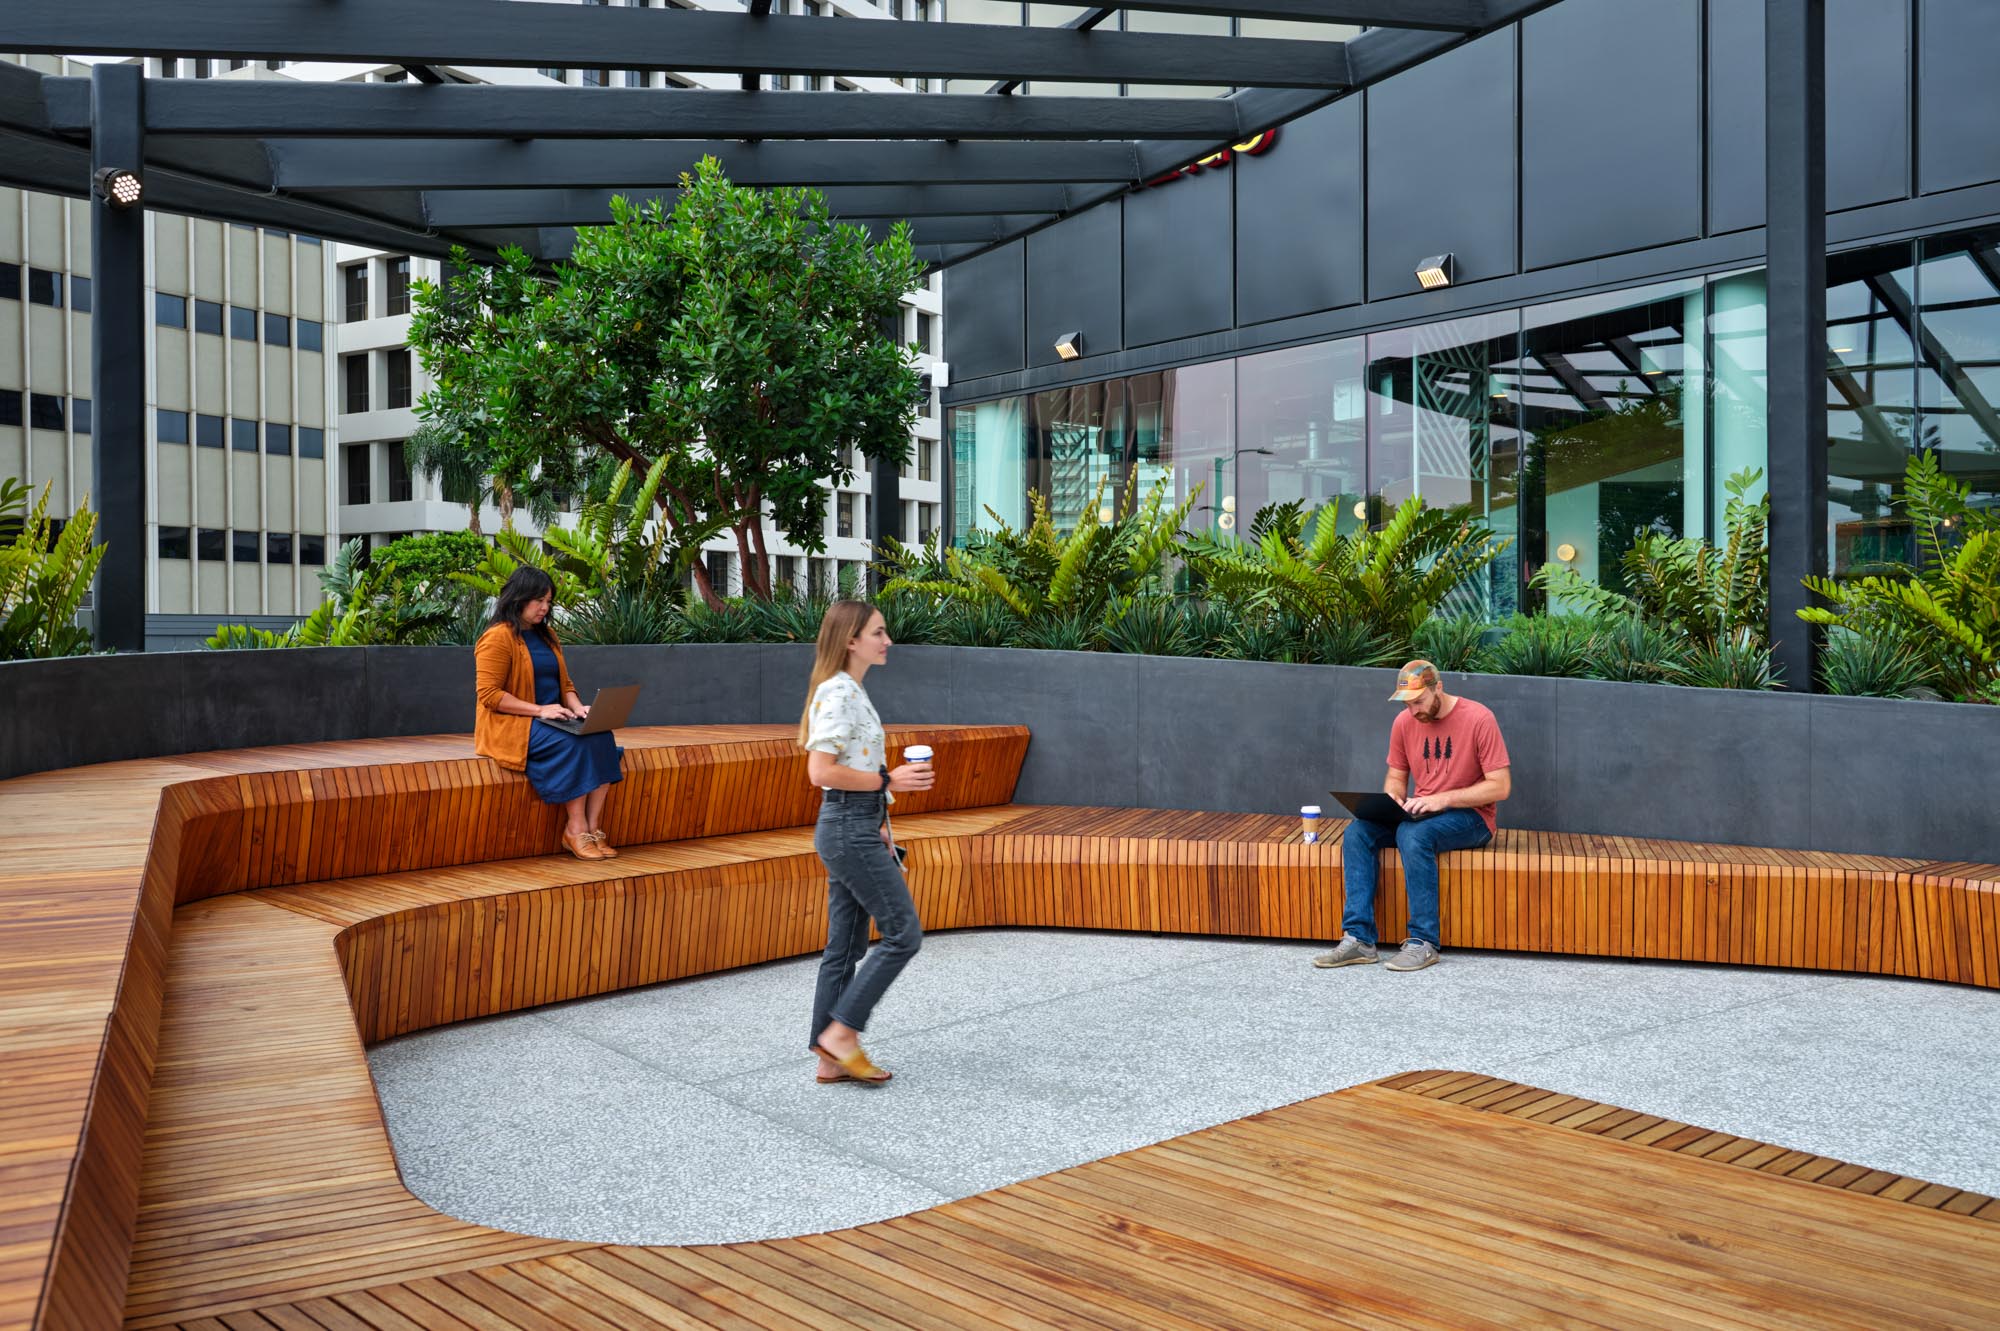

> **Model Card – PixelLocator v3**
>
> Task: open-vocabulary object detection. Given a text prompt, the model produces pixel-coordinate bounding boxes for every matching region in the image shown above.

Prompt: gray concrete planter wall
[6,646,1997,864]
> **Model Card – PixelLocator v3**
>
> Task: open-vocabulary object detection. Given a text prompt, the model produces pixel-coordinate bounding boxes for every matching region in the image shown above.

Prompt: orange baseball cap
[1389,660,1439,702]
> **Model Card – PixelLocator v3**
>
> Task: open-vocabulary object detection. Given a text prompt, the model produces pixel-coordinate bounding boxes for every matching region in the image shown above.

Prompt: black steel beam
[420,183,1083,228]
[869,214,1061,245]
[260,138,1152,189]
[9,2,1355,89]
[43,79,1245,140]
[89,64,146,653]
[990,7,1116,97]
[1766,0,1827,692]
[1032,0,1484,26]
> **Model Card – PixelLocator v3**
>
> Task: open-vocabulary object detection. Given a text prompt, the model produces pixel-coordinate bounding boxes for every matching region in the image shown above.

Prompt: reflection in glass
[1235,338,1366,540]
[1826,244,1919,576]
[1915,229,2000,523]
[949,397,1028,544]
[1127,361,1233,532]
[1708,271,1769,535]
[1366,312,1520,616]
[1031,381,1122,530]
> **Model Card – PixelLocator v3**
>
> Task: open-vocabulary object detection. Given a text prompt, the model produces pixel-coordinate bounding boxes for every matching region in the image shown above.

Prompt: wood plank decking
[4,728,1998,1331]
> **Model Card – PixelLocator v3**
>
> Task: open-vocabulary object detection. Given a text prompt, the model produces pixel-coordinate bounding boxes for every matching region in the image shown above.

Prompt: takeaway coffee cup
[1301,805,1322,844]
[905,745,934,766]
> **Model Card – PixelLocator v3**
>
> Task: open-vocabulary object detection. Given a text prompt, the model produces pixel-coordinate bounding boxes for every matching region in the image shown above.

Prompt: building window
[0,266,19,300]
[343,264,369,321]
[297,320,324,353]
[229,305,256,341]
[267,533,294,565]
[299,426,325,459]
[385,349,413,409]
[387,440,413,501]
[158,527,191,560]
[345,444,372,504]
[232,530,260,564]
[300,534,327,565]
[263,313,291,347]
[196,413,224,448]
[836,492,854,538]
[918,440,933,480]
[623,69,648,88]
[385,257,412,316]
[916,311,934,354]
[231,418,258,452]
[265,423,292,455]
[581,67,609,86]
[157,409,190,445]
[194,299,223,335]
[919,502,937,545]
[70,276,91,313]
[705,549,730,593]
[155,293,187,327]
[27,268,62,308]
[197,528,225,562]
[72,398,92,435]
[30,394,64,431]
[298,234,322,247]
[344,355,370,413]
[0,391,19,427]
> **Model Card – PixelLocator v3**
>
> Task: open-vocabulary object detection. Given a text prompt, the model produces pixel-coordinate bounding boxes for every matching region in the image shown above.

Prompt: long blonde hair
[798,599,881,747]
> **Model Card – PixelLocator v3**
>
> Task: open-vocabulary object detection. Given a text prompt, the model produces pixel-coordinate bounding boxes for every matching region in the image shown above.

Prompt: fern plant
[452,527,594,609]
[1799,451,1998,702]
[0,480,106,659]
[1184,493,1508,648]
[1534,468,1768,650]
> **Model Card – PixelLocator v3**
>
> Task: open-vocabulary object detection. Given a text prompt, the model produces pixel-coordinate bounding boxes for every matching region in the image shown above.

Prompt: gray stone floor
[366,929,2000,1246]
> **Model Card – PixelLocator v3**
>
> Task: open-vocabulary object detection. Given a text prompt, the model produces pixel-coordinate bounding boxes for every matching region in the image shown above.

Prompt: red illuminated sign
[1139,128,1280,188]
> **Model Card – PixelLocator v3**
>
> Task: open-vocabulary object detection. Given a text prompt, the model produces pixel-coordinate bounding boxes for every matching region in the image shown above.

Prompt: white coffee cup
[1301,805,1322,844]
[905,744,934,765]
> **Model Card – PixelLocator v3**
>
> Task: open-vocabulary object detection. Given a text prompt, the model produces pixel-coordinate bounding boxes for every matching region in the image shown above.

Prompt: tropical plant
[558,583,685,646]
[938,599,1018,648]
[0,480,105,659]
[543,456,744,601]
[1301,620,1400,669]
[1816,627,1935,699]
[875,589,952,645]
[1095,596,1201,657]
[1011,611,1099,653]
[1411,614,1490,674]
[410,160,924,605]
[204,622,292,650]
[1680,627,1782,691]
[1207,607,1312,664]
[744,592,830,644]
[1798,451,1998,702]
[1185,493,1509,648]
[402,421,503,534]
[1585,616,1691,684]
[1533,467,1769,650]
[451,527,596,609]
[676,593,761,643]
[880,471,1200,627]
[1483,613,1596,678]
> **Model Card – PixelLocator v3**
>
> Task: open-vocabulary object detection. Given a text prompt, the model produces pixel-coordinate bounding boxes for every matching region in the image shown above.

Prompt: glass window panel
[265,422,292,455]
[267,533,293,564]
[155,293,186,327]
[385,257,413,316]
[0,265,19,300]
[300,535,327,565]
[231,418,259,452]
[157,409,190,445]
[196,413,224,448]
[1235,338,1367,541]
[299,426,325,459]
[263,313,291,347]
[158,526,191,560]
[28,268,62,307]
[343,264,369,321]
[232,530,260,563]
[70,276,91,312]
[197,528,226,561]
[1915,228,2000,526]
[1826,244,1918,576]
[30,394,65,431]
[1369,310,1522,617]
[72,398,92,435]
[229,305,256,341]
[194,299,223,335]
[1237,19,1363,41]
[346,444,372,504]
[1707,270,1769,536]
[1127,360,1234,533]
[297,319,323,353]
[1030,381,1123,531]
[950,397,1028,543]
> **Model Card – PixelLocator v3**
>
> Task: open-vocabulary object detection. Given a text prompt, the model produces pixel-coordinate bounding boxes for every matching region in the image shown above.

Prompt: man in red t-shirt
[1314,659,1512,973]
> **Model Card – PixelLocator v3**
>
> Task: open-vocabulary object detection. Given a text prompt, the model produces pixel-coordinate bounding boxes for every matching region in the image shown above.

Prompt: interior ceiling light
[1414,254,1455,290]
[1352,500,1368,520]
[93,166,143,209]
[1053,330,1083,361]
[1556,542,1578,562]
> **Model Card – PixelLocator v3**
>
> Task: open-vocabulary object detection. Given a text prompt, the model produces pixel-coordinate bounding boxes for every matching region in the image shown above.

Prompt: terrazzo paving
[365,928,2000,1246]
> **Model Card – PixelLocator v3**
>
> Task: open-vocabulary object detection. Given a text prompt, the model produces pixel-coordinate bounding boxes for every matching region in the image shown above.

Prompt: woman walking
[801,599,934,1084]
[474,567,625,861]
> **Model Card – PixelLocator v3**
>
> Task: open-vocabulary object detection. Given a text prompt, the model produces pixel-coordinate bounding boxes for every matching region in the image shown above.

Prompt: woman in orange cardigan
[474,567,624,861]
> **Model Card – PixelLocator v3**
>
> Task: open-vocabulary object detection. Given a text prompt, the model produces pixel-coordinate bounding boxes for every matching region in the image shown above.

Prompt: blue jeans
[1341,809,1491,950]
[810,788,922,1044]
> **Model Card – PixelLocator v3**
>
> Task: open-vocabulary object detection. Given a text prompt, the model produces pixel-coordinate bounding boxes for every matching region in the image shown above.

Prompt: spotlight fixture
[1221,495,1236,515]
[1053,330,1083,361]
[1414,253,1455,290]
[1097,505,1115,524]
[1218,512,1236,531]
[1352,500,1368,521]
[1555,542,1578,563]
[93,166,144,209]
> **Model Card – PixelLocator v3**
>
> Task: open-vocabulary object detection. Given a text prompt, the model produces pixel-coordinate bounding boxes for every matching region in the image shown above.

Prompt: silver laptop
[539,683,640,736]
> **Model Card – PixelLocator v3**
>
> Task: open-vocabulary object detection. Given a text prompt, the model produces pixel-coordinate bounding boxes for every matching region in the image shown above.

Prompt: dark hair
[491,565,557,635]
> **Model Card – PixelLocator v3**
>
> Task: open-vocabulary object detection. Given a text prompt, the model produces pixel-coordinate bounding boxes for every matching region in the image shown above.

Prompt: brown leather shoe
[562,830,606,861]
[589,831,618,858]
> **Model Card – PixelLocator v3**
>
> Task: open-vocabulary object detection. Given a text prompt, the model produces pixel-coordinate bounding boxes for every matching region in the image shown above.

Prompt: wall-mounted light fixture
[1221,495,1236,515]
[1098,505,1115,524]
[1414,253,1455,290]
[93,166,144,210]
[1053,330,1083,361]
[1352,500,1369,521]
[1555,542,1578,563]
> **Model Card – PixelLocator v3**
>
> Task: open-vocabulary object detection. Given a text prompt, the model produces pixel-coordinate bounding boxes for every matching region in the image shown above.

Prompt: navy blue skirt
[527,721,624,805]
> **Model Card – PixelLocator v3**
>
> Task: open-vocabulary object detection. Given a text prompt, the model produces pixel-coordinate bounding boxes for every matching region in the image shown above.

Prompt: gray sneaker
[1384,940,1440,972]
[1311,937,1379,969]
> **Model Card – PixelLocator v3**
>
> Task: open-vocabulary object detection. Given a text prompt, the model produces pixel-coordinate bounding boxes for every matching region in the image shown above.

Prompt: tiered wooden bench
[3,725,1997,1331]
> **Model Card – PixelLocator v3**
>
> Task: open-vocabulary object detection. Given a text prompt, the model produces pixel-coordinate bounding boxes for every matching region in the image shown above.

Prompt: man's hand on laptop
[1402,792,1450,816]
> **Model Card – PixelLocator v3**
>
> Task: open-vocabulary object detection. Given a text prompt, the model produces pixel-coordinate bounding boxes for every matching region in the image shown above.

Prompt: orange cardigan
[473,622,579,771]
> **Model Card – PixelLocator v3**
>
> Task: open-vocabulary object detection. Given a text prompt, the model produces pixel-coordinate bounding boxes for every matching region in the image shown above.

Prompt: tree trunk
[498,483,516,533]
[467,498,482,537]
[689,556,724,610]
[746,499,775,601]
[730,519,766,601]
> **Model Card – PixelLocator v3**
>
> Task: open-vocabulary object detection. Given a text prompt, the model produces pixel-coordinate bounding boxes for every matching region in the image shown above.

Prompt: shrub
[1484,614,1595,678]
[1096,597,1203,657]
[1412,614,1489,673]
[875,590,951,645]
[677,594,761,643]
[1816,627,1935,698]
[1301,620,1400,669]
[1680,627,1781,691]
[1207,608,1311,664]
[1586,617,1690,684]
[1,479,104,659]
[559,584,686,645]
[1010,611,1098,652]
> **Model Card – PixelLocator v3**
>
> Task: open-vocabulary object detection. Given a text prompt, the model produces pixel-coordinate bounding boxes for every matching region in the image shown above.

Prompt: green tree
[409,158,924,606]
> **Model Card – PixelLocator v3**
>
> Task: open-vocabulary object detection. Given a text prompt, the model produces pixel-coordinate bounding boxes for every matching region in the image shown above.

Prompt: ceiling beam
[989,8,1116,97]
[43,79,1246,140]
[419,183,1085,228]
[7,1,1354,89]
[257,138,1156,189]
[1050,0,1484,26]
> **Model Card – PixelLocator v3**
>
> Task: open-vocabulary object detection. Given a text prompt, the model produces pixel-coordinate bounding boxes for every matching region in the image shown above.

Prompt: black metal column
[90,64,147,653]
[1764,0,1826,691]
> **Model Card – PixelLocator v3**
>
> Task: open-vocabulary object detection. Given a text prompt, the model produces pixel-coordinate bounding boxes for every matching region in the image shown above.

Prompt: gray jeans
[809,788,922,1045]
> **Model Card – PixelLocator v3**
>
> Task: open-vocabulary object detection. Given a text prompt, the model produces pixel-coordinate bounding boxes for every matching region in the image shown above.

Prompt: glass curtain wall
[1128,360,1233,532]
[1826,244,1919,575]
[1235,338,1367,541]
[1915,227,2000,517]
[1031,381,1122,529]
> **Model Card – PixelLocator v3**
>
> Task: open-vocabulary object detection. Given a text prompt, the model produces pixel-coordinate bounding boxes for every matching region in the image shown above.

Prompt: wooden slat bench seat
[4,725,1998,1331]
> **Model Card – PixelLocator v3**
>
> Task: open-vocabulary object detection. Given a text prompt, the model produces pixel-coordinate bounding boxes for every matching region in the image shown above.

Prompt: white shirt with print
[805,671,892,801]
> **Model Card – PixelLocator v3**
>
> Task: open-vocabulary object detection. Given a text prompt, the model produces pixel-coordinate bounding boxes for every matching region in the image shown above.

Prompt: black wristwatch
[878,768,892,792]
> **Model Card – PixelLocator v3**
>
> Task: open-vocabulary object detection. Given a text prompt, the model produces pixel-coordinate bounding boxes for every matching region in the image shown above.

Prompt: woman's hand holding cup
[889,744,935,793]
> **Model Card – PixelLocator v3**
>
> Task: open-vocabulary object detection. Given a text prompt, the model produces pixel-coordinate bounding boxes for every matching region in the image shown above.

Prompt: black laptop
[1327,790,1436,826]
[539,684,640,736]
